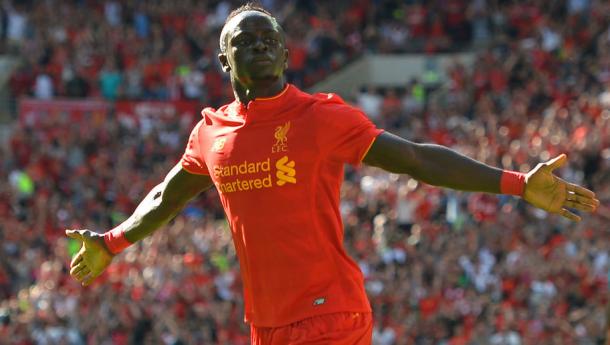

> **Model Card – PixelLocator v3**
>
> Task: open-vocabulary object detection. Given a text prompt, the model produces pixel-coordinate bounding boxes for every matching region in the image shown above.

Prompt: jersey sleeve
[316,94,384,165]
[180,119,210,175]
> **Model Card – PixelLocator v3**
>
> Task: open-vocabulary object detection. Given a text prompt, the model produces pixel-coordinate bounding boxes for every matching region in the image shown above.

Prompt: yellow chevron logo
[275,155,296,186]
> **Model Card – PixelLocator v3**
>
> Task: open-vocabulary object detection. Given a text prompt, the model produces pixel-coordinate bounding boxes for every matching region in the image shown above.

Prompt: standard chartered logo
[276,156,296,186]
[213,155,297,193]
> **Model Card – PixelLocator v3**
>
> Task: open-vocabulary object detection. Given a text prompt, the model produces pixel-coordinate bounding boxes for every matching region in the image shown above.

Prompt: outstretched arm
[363,132,503,193]
[363,132,598,221]
[110,163,214,244]
[66,164,214,286]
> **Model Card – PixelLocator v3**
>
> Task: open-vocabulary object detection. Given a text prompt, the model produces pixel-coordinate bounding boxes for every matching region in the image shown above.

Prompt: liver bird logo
[274,122,290,145]
[272,122,290,153]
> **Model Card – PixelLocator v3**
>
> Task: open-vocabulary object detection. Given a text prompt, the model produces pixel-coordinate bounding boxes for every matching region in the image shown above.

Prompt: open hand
[66,229,114,286]
[523,154,599,222]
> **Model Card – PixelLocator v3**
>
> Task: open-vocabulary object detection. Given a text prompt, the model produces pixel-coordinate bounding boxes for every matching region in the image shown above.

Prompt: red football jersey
[181,84,383,327]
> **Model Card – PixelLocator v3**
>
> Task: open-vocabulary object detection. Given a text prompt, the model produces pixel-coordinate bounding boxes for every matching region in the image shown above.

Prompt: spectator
[3,0,27,49]
[33,69,53,99]
[357,85,383,124]
[178,62,206,101]
[64,68,90,99]
[99,58,122,101]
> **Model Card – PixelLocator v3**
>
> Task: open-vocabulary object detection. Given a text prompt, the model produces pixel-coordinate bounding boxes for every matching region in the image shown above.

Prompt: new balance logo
[211,137,226,152]
[276,155,296,186]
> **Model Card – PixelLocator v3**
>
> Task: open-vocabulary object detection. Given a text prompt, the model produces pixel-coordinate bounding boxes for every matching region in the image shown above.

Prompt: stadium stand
[0,0,608,344]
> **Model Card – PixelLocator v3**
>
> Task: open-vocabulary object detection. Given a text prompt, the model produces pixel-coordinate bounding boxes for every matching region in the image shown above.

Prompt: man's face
[219,12,288,85]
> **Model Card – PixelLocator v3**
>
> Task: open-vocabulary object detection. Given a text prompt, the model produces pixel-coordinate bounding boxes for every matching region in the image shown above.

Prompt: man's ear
[218,53,231,72]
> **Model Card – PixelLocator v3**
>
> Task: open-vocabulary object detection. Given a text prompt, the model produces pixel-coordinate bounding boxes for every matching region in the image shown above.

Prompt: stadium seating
[0,1,608,344]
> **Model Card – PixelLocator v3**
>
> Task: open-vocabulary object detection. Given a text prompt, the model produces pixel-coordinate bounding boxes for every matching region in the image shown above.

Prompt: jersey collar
[231,84,295,122]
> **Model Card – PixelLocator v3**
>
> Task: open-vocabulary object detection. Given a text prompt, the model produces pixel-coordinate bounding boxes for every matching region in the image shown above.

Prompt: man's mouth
[252,57,273,64]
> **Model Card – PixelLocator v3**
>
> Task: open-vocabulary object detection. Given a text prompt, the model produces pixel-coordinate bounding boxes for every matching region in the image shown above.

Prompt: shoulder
[188,108,214,132]
[310,91,348,107]
[200,106,221,126]
[287,85,348,108]
[194,103,239,127]
[309,91,365,118]
[285,86,361,116]
[187,106,224,137]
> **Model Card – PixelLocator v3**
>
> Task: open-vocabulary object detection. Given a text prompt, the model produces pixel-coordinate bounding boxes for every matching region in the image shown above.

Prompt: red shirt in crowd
[180,84,383,327]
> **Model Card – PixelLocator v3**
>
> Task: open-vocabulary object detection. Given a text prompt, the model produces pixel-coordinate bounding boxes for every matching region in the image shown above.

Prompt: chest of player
[201,119,317,194]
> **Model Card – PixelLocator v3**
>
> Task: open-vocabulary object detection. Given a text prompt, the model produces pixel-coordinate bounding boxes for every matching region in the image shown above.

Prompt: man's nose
[252,37,268,51]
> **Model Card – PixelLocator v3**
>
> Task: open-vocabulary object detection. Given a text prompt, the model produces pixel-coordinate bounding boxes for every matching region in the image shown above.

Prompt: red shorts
[251,312,373,345]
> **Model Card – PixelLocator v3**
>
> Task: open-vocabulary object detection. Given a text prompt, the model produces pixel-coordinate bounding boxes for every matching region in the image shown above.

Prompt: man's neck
[232,77,286,104]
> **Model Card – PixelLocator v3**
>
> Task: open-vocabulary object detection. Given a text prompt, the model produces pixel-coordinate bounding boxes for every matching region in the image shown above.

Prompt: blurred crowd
[1,0,610,344]
[2,0,559,107]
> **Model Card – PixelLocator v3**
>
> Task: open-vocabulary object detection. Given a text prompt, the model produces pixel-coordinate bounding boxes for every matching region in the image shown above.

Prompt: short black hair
[219,2,276,53]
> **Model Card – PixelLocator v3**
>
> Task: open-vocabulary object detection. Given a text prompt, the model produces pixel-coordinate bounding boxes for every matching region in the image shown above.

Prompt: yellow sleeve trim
[359,131,382,162]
